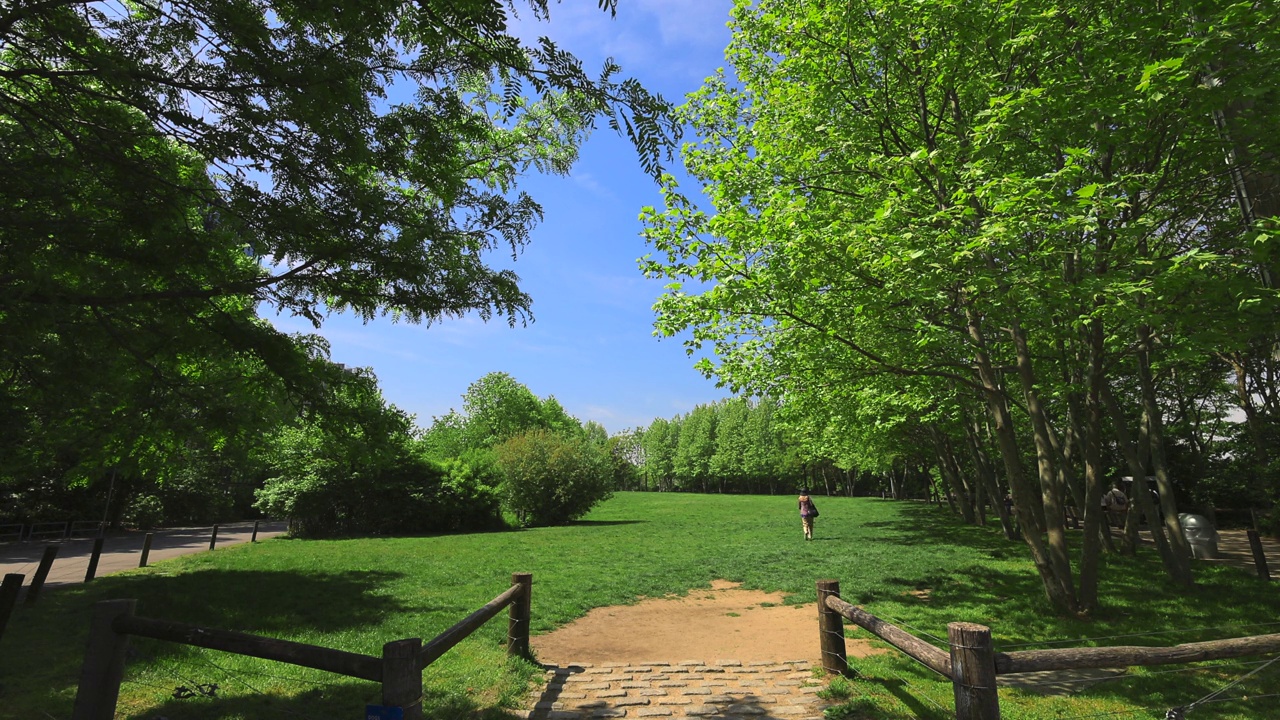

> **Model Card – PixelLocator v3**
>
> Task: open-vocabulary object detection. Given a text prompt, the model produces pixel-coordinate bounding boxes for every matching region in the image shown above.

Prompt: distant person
[1102,483,1129,528]
[798,491,819,540]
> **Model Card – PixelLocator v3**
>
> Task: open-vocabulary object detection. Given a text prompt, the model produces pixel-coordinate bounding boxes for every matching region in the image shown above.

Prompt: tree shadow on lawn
[126,681,517,720]
[98,567,412,636]
[564,519,647,527]
[6,568,417,720]
[857,502,1280,645]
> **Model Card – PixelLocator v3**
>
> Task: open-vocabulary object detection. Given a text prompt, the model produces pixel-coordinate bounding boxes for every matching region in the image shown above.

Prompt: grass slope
[2,493,1278,719]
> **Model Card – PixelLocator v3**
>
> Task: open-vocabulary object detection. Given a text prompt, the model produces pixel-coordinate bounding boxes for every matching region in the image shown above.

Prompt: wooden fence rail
[817,579,1280,720]
[821,587,951,677]
[72,572,532,720]
[994,632,1280,674]
[420,572,530,669]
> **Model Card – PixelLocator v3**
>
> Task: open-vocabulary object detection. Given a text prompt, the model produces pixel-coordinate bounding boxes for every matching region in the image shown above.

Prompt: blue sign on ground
[365,705,404,720]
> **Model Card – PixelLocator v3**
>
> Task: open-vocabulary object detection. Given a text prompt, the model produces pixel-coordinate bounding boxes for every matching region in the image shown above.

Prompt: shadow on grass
[834,501,1280,715]
[3,567,416,720]
[565,520,647,527]
[867,502,1280,622]
[98,568,411,637]
[127,682,516,720]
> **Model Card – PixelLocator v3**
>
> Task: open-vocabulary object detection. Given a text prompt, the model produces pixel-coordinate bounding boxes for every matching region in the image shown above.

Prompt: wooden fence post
[949,622,1000,720]
[0,573,23,642]
[71,599,136,720]
[816,579,848,675]
[85,537,105,582]
[382,637,423,720]
[139,533,154,568]
[209,524,219,551]
[508,572,533,658]
[1247,530,1271,581]
[251,520,260,543]
[25,546,58,605]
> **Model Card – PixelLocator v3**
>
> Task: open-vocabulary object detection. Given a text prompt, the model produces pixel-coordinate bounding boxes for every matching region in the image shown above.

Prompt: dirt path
[518,581,879,720]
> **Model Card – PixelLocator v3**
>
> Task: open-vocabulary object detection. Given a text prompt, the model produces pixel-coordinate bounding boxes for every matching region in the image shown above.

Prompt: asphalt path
[0,520,288,596]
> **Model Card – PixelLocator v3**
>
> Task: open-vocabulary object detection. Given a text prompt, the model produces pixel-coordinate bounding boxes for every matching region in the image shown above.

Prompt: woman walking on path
[798,491,819,540]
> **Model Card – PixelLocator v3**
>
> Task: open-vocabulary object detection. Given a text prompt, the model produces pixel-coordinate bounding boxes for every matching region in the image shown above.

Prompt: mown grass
[2,492,1278,719]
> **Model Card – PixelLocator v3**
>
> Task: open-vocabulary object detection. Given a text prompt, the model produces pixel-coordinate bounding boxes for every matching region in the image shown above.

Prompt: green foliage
[494,428,613,526]
[253,368,500,537]
[122,494,165,531]
[8,494,1280,719]
[641,0,1280,610]
[1,0,676,523]
[434,449,505,532]
[419,410,471,461]
[636,397,806,493]
[462,372,556,448]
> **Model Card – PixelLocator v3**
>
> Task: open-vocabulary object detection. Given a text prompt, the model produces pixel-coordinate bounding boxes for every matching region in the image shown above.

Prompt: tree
[460,371,550,448]
[3,0,675,324]
[643,0,1280,614]
[710,398,749,489]
[641,417,677,491]
[2,0,675,501]
[674,404,717,492]
[494,427,612,526]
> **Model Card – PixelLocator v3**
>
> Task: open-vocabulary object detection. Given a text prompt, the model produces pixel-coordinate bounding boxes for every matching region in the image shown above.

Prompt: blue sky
[268,1,737,434]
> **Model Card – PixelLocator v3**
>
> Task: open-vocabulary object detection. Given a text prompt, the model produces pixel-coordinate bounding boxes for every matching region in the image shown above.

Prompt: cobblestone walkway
[515,660,831,720]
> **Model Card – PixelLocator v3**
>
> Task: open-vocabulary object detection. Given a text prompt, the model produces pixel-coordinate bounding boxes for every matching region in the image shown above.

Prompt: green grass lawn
[3,492,1278,719]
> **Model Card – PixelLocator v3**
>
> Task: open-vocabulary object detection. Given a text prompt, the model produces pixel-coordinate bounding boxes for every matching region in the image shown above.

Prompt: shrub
[123,494,165,529]
[494,428,613,526]
[432,449,504,531]
[254,432,505,538]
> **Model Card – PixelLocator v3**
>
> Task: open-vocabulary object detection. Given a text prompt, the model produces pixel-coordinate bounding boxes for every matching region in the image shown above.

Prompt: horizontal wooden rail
[114,614,383,681]
[418,582,524,670]
[995,632,1280,674]
[824,594,952,677]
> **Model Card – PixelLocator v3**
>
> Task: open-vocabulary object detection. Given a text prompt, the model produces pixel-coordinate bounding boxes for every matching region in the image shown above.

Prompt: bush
[254,432,505,538]
[123,494,165,530]
[494,428,613,526]
[432,449,504,531]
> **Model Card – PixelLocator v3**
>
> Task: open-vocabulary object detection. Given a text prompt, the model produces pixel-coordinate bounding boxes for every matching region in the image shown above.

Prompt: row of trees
[613,398,801,494]
[1,1,670,532]
[617,397,967,499]
[643,0,1280,615]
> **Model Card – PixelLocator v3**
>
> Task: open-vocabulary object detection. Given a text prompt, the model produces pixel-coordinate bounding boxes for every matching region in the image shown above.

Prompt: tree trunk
[967,305,1077,614]
[934,429,975,523]
[1100,381,1191,578]
[1076,317,1109,614]
[1049,400,1114,554]
[1010,319,1079,612]
[966,413,1014,539]
[1137,325,1195,586]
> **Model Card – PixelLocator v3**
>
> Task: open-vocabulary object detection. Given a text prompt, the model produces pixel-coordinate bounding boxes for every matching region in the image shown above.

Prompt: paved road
[1198,527,1280,578]
[0,521,288,595]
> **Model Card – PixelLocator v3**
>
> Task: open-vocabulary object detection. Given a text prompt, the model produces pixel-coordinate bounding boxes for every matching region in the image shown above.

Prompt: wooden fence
[816,579,1280,720]
[71,572,533,720]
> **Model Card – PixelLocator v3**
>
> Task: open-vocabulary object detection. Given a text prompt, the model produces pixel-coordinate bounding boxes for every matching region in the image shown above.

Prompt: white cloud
[642,0,734,48]
[577,403,656,432]
[506,0,733,85]
[572,171,617,200]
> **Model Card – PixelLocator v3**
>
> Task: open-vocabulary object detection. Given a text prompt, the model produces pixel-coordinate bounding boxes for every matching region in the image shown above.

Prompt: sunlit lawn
[3,492,1277,719]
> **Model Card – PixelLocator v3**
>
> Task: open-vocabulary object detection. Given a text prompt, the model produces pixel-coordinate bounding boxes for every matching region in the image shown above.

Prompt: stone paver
[518,661,832,720]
